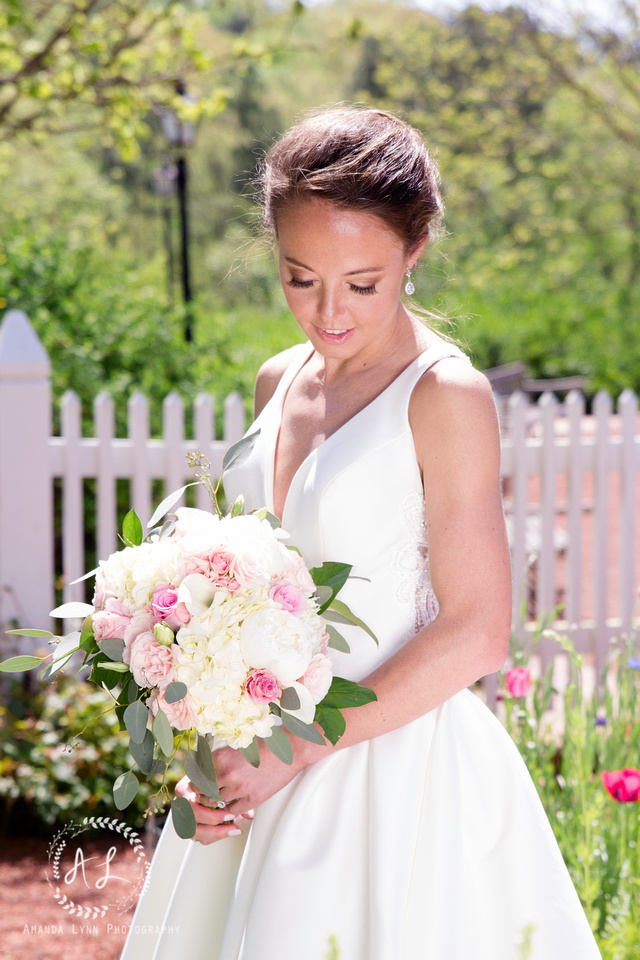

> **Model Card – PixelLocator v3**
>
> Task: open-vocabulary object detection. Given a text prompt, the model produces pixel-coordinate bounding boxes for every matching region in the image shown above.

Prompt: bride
[121,106,601,959]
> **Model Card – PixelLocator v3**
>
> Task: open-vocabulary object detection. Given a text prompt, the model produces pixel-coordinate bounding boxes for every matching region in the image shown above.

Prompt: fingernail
[228,828,242,836]
[223,814,235,822]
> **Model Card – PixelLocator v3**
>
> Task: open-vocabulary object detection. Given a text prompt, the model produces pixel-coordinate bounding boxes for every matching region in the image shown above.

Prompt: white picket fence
[1,309,639,685]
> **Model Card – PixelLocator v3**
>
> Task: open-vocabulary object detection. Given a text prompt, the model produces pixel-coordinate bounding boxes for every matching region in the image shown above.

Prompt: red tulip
[505,667,531,698]
[601,768,640,803]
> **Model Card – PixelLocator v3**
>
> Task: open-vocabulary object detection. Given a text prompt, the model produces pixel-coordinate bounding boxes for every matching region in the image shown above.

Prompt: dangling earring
[404,267,415,296]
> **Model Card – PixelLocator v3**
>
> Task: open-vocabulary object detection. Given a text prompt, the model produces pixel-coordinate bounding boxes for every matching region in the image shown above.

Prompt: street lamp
[153,161,177,307]
[161,81,197,342]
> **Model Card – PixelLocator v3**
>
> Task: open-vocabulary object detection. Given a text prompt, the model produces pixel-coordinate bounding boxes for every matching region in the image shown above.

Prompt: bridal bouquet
[0,434,377,838]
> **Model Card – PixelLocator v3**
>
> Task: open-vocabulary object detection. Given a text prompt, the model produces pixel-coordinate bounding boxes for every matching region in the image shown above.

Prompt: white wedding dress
[121,341,601,960]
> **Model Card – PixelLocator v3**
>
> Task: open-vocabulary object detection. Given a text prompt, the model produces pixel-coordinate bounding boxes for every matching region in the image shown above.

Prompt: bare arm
[180,358,512,841]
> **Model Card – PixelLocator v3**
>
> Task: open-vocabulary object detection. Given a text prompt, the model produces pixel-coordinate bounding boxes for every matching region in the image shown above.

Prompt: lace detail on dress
[389,492,439,636]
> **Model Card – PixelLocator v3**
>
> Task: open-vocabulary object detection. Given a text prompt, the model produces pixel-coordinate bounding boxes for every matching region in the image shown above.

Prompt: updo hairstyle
[259,106,444,256]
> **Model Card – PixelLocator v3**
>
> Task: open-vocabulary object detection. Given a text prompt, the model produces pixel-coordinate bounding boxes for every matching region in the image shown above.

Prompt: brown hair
[259,106,444,255]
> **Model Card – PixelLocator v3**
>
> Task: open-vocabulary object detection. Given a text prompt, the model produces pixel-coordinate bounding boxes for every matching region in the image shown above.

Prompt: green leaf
[239,738,261,768]
[127,678,139,701]
[124,700,149,744]
[129,730,154,774]
[314,704,346,746]
[264,726,293,764]
[5,628,56,639]
[321,677,378,710]
[222,429,260,473]
[171,797,197,839]
[98,637,125,662]
[98,661,130,673]
[0,654,46,672]
[113,770,139,810]
[313,586,333,610]
[324,599,378,645]
[184,747,222,802]
[153,708,174,758]
[280,711,326,745]
[164,680,187,704]
[280,686,301,711]
[90,652,121,688]
[325,624,350,653]
[147,485,189,529]
[122,508,144,547]
[231,494,245,517]
[309,562,353,610]
[147,758,167,779]
[252,507,281,529]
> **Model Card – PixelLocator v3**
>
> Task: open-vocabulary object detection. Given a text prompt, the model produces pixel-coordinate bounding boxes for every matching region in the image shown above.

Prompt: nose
[317,284,344,326]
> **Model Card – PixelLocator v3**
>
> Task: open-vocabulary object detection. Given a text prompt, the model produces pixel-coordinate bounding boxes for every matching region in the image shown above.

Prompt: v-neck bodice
[224,339,469,681]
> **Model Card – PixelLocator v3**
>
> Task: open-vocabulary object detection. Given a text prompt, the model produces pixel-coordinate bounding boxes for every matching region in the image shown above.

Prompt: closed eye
[349,284,376,296]
[287,277,313,289]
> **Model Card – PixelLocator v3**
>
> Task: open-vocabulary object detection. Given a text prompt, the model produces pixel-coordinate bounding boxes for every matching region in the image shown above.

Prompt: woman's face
[277,200,416,362]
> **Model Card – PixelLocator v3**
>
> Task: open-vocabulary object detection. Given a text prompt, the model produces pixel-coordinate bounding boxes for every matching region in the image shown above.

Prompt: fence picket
[507,391,529,638]
[163,392,185,514]
[619,389,638,635]
[593,391,613,667]
[539,393,558,666]
[566,391,585,649]
[94,392,117,562]
[194,393,215,511]
[128,392,152,527]
[60,391,84,606]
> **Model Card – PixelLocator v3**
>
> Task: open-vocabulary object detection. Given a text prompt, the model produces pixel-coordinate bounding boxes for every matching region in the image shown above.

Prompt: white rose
[240,605,315,686]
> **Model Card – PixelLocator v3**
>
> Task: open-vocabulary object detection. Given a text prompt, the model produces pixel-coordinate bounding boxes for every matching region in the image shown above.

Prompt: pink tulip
[601,768,640,803]
[505,667,531,698]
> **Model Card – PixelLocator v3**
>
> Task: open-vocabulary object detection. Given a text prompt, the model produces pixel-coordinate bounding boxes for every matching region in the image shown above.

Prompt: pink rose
[148,585,190,630]
[212,576,241,594]
[602,768,640,803]
[270,583,306,616]
[505,667,531,698]
[93,599,131,641]
[245,669,282,704]
[151,686,199,731]
[208,550,233,576]
[300,654,333,704]
[123,612,155,664]
[128,632,176,688]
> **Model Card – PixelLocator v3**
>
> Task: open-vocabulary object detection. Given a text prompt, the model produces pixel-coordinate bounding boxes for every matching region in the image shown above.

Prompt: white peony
[240,604,318,686]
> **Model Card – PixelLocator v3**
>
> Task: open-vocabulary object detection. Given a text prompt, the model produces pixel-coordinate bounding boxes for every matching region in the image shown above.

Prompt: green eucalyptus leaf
[5,628,56,639]
[113,770,139,810]
[324,599,378,645]
[164,680,187,704]
[321,677,378,710]
[312,586,333,610]
[153,709,174,758]
[314,704,346,746]
[325,624,350,653]
[184,748,221,802]
[147,757,168,779]
[264,726,293,764]
[124,700,149,744]
[99,637,125,662]
[171,797,197,839]
[147,486,189,529]
[222,429,260,473]
[280,687,301,711]
[280,711,326,745]
[239,738,261,768]
[309,562,353,610]
[129,730,154,774]
[127,678,139,701]
[122,508,144,547]
[0,654,46,672]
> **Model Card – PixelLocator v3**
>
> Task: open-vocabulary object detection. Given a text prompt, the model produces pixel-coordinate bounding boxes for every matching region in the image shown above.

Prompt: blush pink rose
[151,686,199,731]
[212,576,241,594]
[128,632,176,688]
[208,550,233,576]
[300,654,333,704]
[505,667,531,698]
[123,612,155,664]
[601,768,640,803]
[245,669,282,705]
[270,583,306,615]
[93,599,131,641]
[148,585,190,630]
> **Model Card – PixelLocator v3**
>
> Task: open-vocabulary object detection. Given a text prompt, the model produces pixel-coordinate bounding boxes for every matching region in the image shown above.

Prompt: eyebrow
[284,256,383,276]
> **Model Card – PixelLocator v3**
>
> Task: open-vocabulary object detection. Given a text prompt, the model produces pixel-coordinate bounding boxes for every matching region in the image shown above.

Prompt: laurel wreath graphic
[46,816,150,919]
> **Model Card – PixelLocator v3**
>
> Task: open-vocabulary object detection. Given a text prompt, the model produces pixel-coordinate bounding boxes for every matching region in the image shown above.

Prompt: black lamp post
[153,161,177,307]
[161,81,197,342]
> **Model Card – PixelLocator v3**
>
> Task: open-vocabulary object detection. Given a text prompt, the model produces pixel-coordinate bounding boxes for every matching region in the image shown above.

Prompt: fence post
[0,310,54,648]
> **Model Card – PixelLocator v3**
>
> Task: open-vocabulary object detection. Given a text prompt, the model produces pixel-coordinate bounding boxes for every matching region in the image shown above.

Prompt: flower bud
[153,622,174,646]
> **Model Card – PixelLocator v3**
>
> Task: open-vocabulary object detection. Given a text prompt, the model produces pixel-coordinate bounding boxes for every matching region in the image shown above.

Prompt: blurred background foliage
[1,0,639,427]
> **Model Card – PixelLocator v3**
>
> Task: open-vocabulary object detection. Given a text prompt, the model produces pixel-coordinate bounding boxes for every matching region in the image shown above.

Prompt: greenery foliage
[501,629,640,959]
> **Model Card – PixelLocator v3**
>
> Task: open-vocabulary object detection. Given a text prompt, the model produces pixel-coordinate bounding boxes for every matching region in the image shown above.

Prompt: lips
[316,327,353,344]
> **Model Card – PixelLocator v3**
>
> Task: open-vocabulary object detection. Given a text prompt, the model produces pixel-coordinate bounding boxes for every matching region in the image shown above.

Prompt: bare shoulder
[254,346,302,418]
[409,356,500,474]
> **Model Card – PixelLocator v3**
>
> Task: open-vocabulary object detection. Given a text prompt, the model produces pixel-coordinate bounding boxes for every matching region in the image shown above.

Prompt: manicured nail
[223,814,235,822]
[228,828,242,836]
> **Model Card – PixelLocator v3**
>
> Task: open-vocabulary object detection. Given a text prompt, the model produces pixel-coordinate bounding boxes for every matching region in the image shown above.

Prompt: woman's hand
[175,734,320,845]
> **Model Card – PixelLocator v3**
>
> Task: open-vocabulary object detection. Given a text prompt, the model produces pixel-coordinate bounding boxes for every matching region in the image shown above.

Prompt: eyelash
[286,278,377,296]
